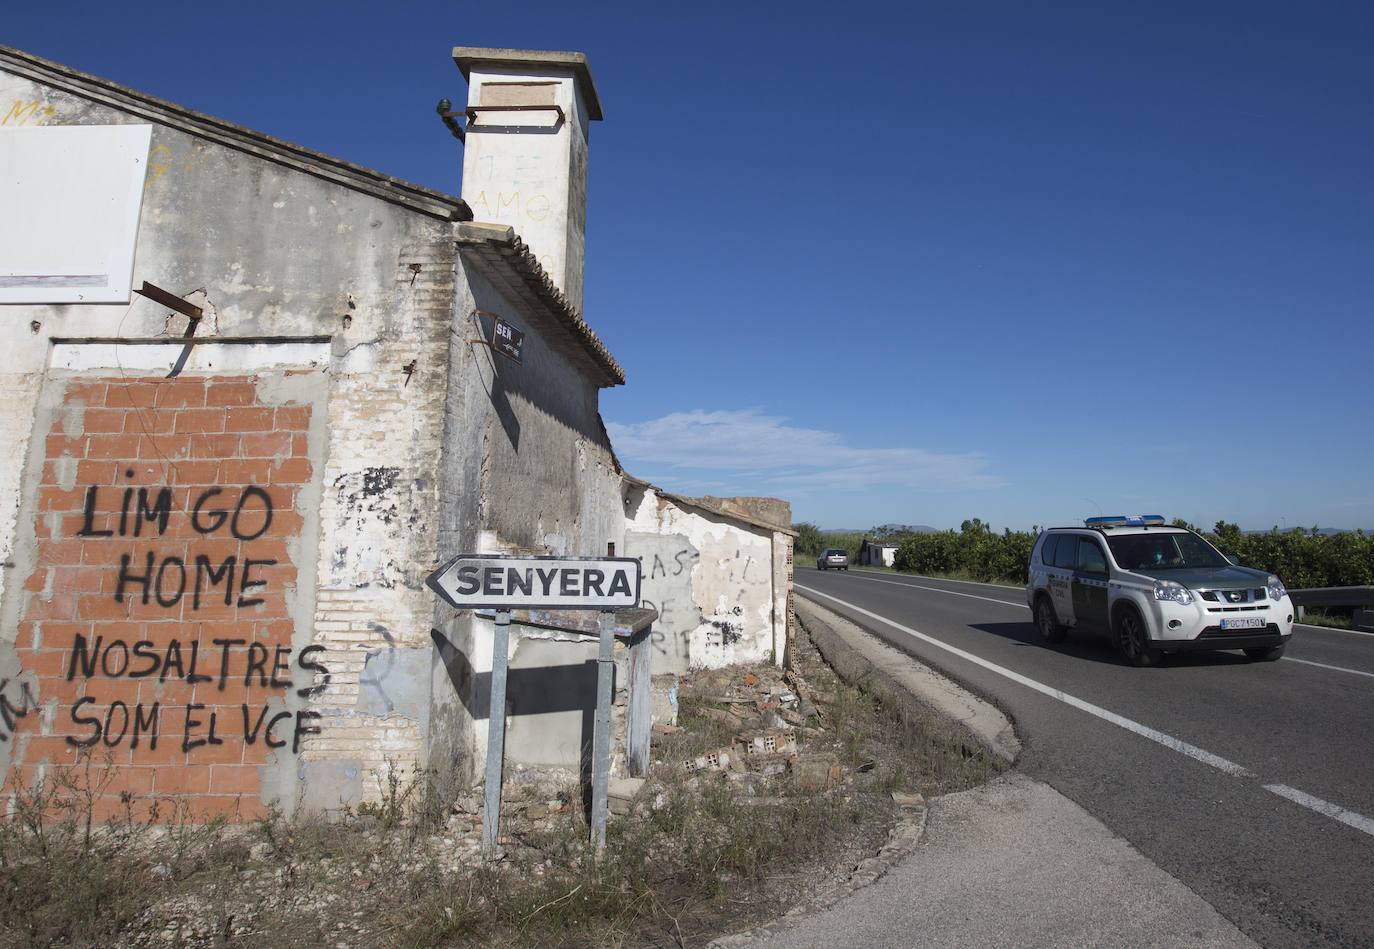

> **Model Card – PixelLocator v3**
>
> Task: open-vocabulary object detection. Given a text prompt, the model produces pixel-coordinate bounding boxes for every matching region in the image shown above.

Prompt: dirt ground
[0,622,1001,948]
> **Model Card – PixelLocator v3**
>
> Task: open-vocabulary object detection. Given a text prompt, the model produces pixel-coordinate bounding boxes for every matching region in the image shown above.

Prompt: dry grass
[0,755,246,948]
[0,627,1002,947]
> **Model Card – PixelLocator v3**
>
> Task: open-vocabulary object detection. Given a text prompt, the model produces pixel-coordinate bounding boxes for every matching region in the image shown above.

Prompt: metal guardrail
[1287,587,1374,631]
[1288,586,1374,608]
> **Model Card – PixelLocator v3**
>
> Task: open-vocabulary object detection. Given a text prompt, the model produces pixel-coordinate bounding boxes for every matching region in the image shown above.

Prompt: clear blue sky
[10,1,1372,532]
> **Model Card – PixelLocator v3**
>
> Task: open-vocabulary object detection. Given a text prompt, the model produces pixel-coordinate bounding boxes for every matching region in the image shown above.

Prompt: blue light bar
[1085,514,1166,527]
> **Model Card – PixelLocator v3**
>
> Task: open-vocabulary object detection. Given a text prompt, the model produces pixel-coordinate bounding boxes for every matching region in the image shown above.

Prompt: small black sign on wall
[491,317,524,364]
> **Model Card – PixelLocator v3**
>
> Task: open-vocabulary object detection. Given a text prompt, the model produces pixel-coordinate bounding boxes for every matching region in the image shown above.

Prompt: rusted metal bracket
[467,308,501,347]
[464,307,506,351]
[134,281,202,323]
[133,281,203,378]
[438,111,466,143]
[435,98,466,142]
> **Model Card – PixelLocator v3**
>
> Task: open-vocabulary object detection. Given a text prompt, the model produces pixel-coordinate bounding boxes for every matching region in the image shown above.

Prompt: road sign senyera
[425,554,641,611]
[425,552,644,857]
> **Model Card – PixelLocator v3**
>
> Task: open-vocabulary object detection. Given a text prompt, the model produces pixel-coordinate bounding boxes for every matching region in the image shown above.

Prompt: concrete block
[607,776,645,816]
[791,754,841,791]
[651,674,679,726]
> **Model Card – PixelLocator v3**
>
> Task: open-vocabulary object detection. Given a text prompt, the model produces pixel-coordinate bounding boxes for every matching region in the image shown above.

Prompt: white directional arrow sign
[426,554,641,611]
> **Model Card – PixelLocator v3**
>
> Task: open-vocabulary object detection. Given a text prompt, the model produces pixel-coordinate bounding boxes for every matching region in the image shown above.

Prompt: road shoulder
[797,596,1021,764]
[748,595,1257,948]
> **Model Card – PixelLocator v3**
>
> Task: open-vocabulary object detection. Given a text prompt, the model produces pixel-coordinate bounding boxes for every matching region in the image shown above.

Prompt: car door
[1073,536,1111,632]
[1048,534,1077,624]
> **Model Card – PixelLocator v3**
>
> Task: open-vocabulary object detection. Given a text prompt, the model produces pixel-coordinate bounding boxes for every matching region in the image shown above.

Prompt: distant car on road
[1026,515,1294,666]
[817,548,849,571]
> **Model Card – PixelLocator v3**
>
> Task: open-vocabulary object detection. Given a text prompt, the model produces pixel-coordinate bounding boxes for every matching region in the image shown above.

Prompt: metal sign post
[426,551,644,859]
[481,609,511,856]
[589,609,615,852]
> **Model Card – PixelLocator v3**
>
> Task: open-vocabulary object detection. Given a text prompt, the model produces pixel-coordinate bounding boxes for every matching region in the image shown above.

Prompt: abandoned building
[0,44,794,821]
[856,539,898,567]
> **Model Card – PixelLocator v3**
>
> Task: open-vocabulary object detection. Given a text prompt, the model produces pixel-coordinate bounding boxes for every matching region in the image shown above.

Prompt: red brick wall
[5,375,321,822]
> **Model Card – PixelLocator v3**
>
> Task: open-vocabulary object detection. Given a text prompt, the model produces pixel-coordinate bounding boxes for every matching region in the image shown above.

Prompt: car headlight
[1154,579,1193,605]
[1267,575,1287,602]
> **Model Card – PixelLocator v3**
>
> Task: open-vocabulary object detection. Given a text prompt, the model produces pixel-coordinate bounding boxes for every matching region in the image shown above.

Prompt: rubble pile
[663,636,860,797]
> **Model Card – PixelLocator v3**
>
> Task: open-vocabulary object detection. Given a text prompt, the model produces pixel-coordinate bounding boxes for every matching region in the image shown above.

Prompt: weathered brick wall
[301,242,455,808]
[4,374,321,822]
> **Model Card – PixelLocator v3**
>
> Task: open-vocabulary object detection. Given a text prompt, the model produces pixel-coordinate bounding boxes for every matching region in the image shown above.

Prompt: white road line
[843,567,1021,591]
[835,571,1374,683]
[841,572,1031,609]
[1263,784,1374,838]
[829,574,1374,680]
[817,567,1374,639]
[795,584,1255,778]
[1282,657,1374,680]
[1294,622,1374,638]
[857,568,1022,590]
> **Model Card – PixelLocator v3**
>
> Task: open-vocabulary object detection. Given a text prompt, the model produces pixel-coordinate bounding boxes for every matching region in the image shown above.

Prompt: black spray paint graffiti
[61,639,329,754]
[36,474,329,759]
[709,607,746,647]
[637,542,767,654]
[329,467,416,590]
[646,547,697,581]
[78,480,279,611]
[0,678,39,743]
[636,545,702,660]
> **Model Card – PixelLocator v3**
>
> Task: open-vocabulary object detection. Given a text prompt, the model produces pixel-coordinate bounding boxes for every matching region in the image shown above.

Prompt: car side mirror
[1225,553,1240,566]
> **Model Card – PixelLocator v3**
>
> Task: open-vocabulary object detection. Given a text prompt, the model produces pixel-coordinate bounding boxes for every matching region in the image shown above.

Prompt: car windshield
[1107,532,1227,571]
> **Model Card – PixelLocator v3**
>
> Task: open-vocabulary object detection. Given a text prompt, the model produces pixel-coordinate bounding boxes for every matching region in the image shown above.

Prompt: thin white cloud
[606,409,1004,494]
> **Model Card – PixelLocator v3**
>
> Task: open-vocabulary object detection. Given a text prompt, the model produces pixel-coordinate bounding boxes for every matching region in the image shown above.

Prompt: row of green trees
[795,519,1374,589]
[1197,521,1373,590]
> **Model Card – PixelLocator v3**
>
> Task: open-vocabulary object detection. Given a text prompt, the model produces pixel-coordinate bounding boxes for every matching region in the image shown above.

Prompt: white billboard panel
[0,124,152,303]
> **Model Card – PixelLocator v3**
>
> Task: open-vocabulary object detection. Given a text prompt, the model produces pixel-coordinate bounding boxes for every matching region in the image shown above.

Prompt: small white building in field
[856,540,898,567]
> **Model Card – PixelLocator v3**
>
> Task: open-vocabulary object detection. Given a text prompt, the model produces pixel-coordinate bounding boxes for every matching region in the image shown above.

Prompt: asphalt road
[794,566,1374,949]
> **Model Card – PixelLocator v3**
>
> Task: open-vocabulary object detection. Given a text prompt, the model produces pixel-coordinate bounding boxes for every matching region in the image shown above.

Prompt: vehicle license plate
[1220,617,1265,630]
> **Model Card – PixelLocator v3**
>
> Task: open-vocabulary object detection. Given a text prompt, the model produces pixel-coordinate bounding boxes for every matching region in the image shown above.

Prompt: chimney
[453,47,603,313]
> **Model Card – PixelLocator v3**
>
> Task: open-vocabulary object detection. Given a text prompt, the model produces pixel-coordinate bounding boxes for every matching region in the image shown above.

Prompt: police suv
[1026,515,1294,666]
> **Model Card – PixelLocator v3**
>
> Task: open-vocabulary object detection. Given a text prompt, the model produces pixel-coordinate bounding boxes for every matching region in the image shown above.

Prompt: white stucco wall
[625,485,786,670]
[458,63,593,312]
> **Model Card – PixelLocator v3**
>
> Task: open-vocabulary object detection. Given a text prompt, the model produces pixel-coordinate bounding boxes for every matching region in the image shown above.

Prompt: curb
[710,596,1020,947]
[796,596,1021,765]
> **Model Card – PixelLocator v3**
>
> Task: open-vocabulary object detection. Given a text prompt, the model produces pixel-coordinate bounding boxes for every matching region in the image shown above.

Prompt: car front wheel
[1035,597,1067,644]
[1244,644,1286,661]
[1116,609,1162,667]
